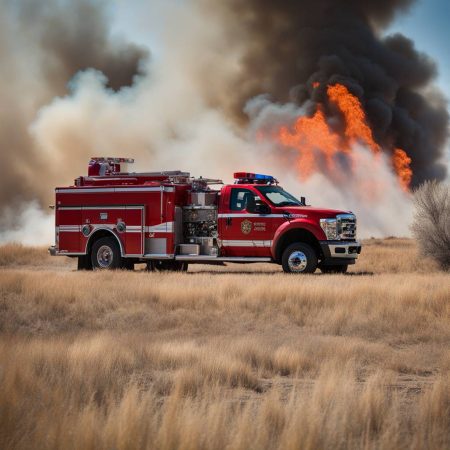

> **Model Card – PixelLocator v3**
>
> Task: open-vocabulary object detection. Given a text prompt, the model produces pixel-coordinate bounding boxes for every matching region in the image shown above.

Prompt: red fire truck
[49,157,361,273]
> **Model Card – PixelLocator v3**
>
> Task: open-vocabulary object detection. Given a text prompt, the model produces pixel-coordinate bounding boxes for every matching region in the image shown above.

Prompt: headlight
[320,218,338,240]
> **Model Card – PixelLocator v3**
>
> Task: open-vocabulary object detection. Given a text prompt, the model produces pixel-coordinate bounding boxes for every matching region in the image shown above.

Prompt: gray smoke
[0,0,147,229]
[0,0,447,242]
[205,0,449,185]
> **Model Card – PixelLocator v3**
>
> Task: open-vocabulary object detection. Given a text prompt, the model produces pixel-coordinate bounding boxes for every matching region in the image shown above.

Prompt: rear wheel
[281,243,318,274]
[122,259,135,271]
[320,264,348,274]
[77,255,92,271]
[146,261,188,272]
[91,237,122,270]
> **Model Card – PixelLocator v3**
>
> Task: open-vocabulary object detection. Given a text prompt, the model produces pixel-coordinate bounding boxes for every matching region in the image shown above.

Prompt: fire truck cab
[50,158,361,273]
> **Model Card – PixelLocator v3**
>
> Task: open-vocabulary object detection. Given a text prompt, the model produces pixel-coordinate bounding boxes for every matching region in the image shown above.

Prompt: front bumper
[319,240,362,265]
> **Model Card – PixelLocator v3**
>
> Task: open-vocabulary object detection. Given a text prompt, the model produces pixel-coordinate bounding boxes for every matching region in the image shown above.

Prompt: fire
[279,109,340,177]
[277,83,412,190]
[392,148,412,191]
[326,84,380,154]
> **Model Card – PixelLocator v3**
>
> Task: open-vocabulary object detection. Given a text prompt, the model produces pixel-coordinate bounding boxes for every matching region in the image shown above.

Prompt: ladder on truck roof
[91,157,135,164]
[87,158,223,185]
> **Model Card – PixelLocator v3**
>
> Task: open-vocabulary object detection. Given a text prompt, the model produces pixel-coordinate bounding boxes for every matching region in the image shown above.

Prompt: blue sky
[387,0,450,99]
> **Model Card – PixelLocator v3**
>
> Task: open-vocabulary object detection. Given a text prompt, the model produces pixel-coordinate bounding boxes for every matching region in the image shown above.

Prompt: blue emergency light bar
[233,172,278,184]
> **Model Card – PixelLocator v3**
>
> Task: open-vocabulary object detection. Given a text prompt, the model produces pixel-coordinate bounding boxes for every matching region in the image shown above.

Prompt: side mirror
[253,203,271,214]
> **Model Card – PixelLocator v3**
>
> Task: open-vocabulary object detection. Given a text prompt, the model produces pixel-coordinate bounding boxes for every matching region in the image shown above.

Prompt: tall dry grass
[0,239,449,449]
[0,237,439,273]
[187,237,438,274]
[0,243,73,268]
[1,338,448,450]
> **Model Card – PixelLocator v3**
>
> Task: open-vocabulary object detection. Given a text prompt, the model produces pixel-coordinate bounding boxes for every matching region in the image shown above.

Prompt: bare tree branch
[411,181,450,270]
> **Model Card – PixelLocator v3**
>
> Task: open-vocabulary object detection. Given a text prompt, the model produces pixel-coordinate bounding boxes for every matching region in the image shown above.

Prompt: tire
[281,243,318,274]
[122,259,135,271]
[320,264,348,274]
[91,237,122,270]
[77,255,92,271]
[147,261,188,272]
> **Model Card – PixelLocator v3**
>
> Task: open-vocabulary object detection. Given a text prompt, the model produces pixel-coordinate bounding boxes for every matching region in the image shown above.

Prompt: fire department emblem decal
[241,219,252,235]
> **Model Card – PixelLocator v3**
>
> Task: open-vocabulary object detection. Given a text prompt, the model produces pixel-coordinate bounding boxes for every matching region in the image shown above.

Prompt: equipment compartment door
[125,207,144,256]
[57,207,81,253]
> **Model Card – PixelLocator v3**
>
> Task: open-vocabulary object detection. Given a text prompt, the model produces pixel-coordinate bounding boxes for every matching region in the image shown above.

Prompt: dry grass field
[0,239,449,449]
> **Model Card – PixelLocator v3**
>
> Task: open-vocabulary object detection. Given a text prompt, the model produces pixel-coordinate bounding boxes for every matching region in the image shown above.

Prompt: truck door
[218,186,273,257]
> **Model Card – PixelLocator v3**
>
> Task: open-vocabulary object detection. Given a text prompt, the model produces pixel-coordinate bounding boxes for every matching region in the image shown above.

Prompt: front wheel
[281,243,318,274]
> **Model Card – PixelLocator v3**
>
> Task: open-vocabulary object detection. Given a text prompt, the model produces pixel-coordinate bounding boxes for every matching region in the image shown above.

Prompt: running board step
[176,256,272,263]
[142,254,272,262]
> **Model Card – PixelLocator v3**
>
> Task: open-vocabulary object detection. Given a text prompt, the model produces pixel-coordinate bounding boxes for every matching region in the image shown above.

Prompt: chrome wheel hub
[288,251,307,272]
[97,245,113,268]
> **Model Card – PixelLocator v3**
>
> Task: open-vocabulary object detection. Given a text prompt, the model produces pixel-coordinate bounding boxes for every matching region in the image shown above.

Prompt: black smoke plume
[211,0,448,185]
[0,0,147,227]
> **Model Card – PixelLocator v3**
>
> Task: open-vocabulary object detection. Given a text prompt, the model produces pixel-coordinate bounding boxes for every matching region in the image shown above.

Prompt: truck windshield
[256,186,302,207]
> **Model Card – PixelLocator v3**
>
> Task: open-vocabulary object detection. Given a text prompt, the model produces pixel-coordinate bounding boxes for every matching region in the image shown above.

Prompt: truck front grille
[337,214,357,240]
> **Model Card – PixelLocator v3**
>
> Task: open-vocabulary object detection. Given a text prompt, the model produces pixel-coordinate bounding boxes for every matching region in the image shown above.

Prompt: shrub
[411,181,450,270]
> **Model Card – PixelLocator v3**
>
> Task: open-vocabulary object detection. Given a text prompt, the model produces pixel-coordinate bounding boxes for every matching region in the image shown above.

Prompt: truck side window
[230,188,257,211]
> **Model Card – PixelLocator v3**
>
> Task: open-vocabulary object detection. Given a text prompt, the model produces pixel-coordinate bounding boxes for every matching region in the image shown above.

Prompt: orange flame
[326,84,380,154]
[276,83,412,190]
[279,109,340,177]
[392,148,412,191]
